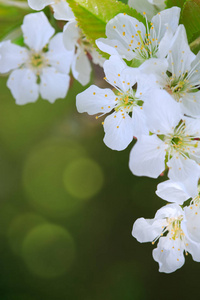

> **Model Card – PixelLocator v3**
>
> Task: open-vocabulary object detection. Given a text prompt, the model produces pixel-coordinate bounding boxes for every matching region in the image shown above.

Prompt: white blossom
[129,90,200,186]
[132,203,200,273]
[76,55,156,150]
[156,180,200,243]
[148,25,200,117]
[0,12,73,104]
[96,7,180,64]
[28,0,75,21]
[63,20,105,86]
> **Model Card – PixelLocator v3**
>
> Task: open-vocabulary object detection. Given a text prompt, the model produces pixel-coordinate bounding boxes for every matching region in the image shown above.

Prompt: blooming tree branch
[0,0,200,273]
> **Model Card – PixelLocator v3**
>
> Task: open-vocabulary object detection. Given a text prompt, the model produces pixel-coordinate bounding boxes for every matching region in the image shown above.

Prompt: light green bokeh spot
[63,158,104,200]
[22,224,76,278]
[23,139,87,218]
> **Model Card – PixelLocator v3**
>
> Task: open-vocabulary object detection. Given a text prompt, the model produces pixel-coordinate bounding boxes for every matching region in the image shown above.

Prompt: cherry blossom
[96,7,180,64]
[129,90,200,186]
[132,203,200,273]
[147,25,200,117]
[156,180,200,242]
[0,12,73,104]
[76,55,157,150]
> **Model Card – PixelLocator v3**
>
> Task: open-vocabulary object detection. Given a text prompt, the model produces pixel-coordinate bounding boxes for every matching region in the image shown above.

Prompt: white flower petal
[104,55,138,91]
[181,91,200,118]
[138,58,168,77]
[96,38,132,59]
[157,27,174,58]
[39,67,70,103]
[143,89,183,134]
[184,207,200,244]
[167,25,195,77]
[153,237,185,273]
[168,155,200,184]
[156,180,191,204]
[185,237,200,262]
[89,47,105,67]
[22,12,55,52]
[51,1,74,21]
[155,203,183,219]
[63,21,79,51]
[7,68,39,105]
[28,0,53,10]
[72,47,91,85]
[151,7,180,42]
[0,41,28,73]
[135,72,161,101]
[184,116,200,137]
[132,217,164,243]
[76,85,116,115]
[129,134,166,178]
[162,164,199,199]
[188,52,200,86]
[45,33,73,74]
[131,106,149,137]
[103,111,134,151]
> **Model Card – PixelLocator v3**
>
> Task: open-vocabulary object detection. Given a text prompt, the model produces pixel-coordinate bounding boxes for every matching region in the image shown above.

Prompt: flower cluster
[0,2,104,104]
[76,7,200,272]
[1,0,200,273]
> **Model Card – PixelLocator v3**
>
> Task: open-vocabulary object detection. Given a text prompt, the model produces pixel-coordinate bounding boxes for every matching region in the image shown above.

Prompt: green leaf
[166,0,200,47]
[66,0,145,53]
[0,4,29,40]
[189,32,200,54]
[180,0,200,43]
[165,0,186,9]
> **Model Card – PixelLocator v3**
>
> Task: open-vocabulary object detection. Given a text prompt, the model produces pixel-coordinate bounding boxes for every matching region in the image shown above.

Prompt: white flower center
[129,13,162,63]
[30,53,44,67]
[165,52,200,101]
[134,27,159,62]
[165,75,189,101]
[27,50,48,74]
[114,89,142,113]
[161,122,199,159]
[152,215,184,246]
[166,216,184,241]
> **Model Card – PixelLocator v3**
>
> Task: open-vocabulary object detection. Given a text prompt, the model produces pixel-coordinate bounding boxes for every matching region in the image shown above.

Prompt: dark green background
[0,1,199,299]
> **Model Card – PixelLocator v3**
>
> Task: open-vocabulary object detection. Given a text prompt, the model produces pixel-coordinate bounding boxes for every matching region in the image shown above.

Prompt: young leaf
[189,32,200,54]
[181,0,200,43]
[0,4,28,40]
[165,0,186,8]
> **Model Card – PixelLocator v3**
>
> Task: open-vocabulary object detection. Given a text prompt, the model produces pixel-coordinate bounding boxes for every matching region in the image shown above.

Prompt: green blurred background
[0,1,199,299]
